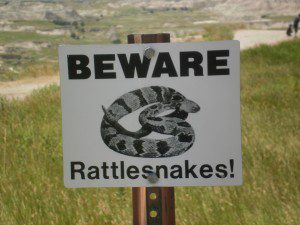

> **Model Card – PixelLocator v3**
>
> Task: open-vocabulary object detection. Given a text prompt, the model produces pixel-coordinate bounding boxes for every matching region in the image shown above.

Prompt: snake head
[179,99,200,113]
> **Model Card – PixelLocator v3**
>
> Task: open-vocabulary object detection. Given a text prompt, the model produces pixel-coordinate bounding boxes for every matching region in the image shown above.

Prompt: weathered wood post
[128,33,176,225]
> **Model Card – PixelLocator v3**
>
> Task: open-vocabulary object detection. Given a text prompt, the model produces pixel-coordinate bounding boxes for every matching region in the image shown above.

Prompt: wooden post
[128,33,175,225]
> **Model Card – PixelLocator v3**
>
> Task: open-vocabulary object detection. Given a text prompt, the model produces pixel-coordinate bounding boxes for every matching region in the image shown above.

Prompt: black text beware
[67,50,230,79]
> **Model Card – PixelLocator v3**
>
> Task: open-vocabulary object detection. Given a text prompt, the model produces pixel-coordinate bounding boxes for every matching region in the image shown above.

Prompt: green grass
[263,15,295,22]
[0,31,64,45]
[11,20,60,30]
[202,24,235,41]
[0,40,299,224]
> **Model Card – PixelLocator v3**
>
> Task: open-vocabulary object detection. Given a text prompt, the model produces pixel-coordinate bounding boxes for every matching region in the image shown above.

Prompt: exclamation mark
[230,159,234,178]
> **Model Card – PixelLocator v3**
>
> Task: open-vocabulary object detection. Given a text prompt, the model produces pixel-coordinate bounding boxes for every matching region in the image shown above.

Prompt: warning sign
[59,41,242,188]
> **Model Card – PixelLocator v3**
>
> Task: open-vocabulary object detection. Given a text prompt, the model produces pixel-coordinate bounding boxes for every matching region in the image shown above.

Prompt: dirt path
[234,29,290,50]
[0,76,59,100]
[0,29,291,100]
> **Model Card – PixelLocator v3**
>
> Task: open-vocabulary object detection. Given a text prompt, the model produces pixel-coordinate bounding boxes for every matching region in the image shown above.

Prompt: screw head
[144,47,155,59]
[147,172,159,184]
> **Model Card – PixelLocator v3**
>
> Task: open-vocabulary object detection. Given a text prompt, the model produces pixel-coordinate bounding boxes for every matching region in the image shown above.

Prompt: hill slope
[0,0,299,21]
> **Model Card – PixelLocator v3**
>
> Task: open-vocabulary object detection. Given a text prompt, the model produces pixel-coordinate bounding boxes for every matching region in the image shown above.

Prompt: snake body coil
[101,86,200,158]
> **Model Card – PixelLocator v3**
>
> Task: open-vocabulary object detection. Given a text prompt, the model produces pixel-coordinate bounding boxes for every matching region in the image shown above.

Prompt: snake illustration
[101,86,200,158]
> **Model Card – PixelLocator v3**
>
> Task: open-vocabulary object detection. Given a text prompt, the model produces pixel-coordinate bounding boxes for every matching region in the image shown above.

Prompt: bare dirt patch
[234,29,290,50]
[0,76,59,100]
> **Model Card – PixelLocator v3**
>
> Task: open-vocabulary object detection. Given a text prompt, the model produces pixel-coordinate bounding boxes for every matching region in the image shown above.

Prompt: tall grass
[202,24,243,41]
[0,40,299,224]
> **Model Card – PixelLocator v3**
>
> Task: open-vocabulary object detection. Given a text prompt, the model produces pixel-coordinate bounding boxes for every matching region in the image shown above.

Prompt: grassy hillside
[0,40,299,224]
[0,4,244,81]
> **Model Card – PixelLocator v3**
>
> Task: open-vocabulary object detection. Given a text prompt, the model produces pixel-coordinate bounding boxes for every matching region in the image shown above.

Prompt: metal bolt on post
[144,47,155,59]
[147,172,159,184]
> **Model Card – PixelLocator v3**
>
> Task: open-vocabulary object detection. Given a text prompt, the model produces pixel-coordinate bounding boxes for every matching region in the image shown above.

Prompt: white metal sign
[59,41,242,188]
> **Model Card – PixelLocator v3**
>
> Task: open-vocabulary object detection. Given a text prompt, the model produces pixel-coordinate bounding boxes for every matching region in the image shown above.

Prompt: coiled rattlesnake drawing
[101,86,200,158]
